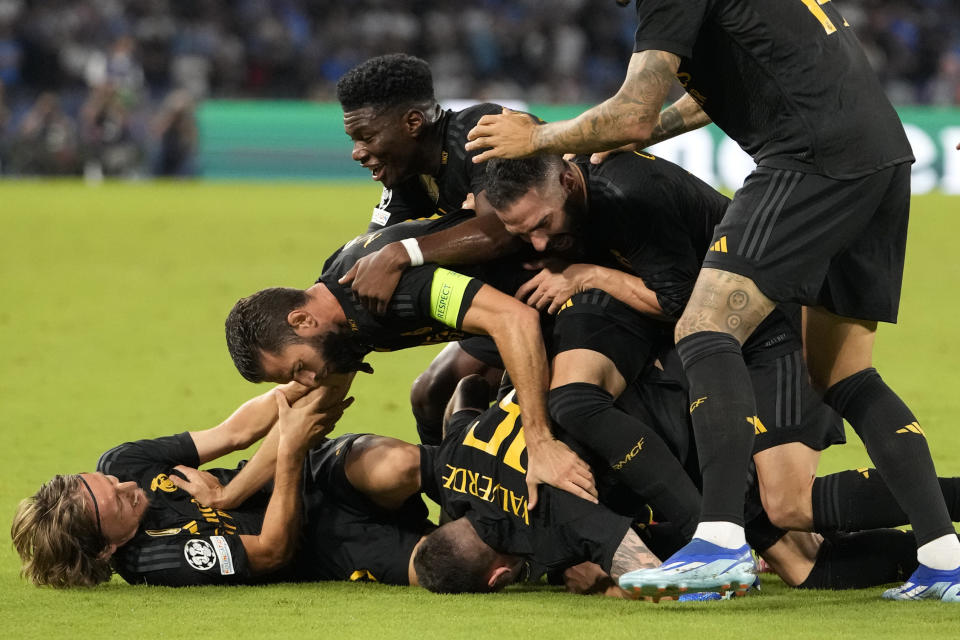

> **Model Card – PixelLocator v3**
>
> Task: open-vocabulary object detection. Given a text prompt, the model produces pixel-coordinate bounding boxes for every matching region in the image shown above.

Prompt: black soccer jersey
[632,0,913,178]
[574,151,730,319]
[319,212,532,353]
[366,104,504,230]
[421,394,631,573]
[99,433,267,586]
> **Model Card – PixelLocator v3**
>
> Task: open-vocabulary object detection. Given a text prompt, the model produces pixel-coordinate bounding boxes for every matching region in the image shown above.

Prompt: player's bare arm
[460,284,597,508]
[172,376,355,508]
[340,199,522,314]
[466,50,680,162]
[516,260,666,318]
[187,381,312,464]
[239,390,331,573]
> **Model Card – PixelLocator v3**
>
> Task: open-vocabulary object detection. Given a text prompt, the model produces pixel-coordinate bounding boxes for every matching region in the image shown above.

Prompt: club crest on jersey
[184,539,217,571]
[150,473,178,493]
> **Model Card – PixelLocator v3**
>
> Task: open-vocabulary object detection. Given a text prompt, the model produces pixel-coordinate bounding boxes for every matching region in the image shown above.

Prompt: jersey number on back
[461,390,527,474]
[798,0,849,35]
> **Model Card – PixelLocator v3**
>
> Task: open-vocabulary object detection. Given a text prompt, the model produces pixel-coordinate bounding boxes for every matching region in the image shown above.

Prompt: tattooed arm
[647,92,711,147]
[563,528,660,598]
[466,50,681,162]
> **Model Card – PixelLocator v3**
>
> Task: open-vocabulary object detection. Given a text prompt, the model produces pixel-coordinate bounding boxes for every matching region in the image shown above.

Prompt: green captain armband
[430,268,477,328]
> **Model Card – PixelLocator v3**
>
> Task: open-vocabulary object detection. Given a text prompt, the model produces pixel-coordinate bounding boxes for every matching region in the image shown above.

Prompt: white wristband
[399,238,424,267]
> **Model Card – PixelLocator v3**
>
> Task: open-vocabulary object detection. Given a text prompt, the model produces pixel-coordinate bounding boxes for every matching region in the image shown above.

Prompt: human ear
[287,309,318,331]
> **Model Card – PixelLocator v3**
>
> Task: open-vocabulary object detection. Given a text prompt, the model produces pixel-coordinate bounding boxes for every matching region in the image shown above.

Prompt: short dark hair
[225,287,308,382]
[336,54,436,113]
[482,156,564,210]
[413,519,498,593]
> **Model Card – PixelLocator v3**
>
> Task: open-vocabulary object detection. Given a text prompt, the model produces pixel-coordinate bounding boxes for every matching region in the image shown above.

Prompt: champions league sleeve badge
[184,539,217,571]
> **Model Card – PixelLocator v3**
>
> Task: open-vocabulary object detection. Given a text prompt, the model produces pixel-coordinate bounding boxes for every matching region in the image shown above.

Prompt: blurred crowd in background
[0,0,956,177]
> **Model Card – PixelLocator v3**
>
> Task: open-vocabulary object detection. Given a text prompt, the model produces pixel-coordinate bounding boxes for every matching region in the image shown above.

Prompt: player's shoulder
[450,102,505,126]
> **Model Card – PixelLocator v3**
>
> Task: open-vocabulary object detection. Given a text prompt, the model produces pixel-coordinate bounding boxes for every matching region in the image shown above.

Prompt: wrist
[398,238,423,267]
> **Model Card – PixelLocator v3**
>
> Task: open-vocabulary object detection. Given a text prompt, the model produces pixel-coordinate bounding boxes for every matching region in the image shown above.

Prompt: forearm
[244,440,305,573]
[191,382,309,465]
[583,265,667,319]
[416,214,521,266]
[645,93,711,148]
[531,50,679,155]
[486,306,553,446]
[213,376,355,508]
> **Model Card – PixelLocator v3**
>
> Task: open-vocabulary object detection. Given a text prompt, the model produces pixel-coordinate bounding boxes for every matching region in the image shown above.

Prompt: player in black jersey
[479,151,960,597]
[225,214,597,510]
[335,53,525,446]
[11,382,353,587]
[465,1,959,601]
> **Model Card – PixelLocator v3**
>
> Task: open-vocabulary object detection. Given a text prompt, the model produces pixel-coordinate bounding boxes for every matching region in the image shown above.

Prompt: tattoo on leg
[610,528,660,580]
[728,290,749,310]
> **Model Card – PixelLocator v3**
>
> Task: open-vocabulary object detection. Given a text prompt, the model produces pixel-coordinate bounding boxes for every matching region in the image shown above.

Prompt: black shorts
[551,289,671,384]
[703,163,911,323]
[296,434,433,585]
[742,309,847,454]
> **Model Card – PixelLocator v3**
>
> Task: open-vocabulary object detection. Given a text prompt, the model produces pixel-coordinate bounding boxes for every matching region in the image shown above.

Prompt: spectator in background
[11,91,80,175]
[150,88,197,177]
[79,84,142,179]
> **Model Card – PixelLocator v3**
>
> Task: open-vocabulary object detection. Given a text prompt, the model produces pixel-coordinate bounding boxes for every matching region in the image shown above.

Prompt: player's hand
[338,243,410,315]
[515,260,593,314]
[169,466,227,508]
[276,389,354,454]
[525,437,597,510]
[563,562,628,597]
[465,108,538,163]
[590,143,637,165]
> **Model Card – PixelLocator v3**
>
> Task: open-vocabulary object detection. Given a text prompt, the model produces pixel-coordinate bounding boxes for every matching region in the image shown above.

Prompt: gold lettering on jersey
[190,499,237,536]
[363,232,383,248]
[612,438,645,470]
[144,528,182,537]
[689,396,708,413]
[609,249,633,271]
[442,464,529,525]
[150,473,178,493]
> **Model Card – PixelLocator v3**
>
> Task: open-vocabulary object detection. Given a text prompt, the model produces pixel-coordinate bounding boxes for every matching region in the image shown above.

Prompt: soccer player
[464,0,959,601]
[415,375,928,598]
[10,382,370,586]
[335,53,525,445]
[225,214,597,510]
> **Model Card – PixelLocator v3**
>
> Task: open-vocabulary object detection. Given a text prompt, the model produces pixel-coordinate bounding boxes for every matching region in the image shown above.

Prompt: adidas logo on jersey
[710,236,728,253]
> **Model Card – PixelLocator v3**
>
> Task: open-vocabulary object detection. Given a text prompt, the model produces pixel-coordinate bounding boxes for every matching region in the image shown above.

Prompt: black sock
[549,382,701,540]
[745,509,788,553]
[824,368,954,546]
[676,331,756,526]
[813,469,960,532]
[796,529,917,589]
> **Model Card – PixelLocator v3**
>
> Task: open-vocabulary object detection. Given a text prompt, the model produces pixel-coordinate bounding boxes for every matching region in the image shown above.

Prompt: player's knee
[548,383,612,430]
[761,489,810,531]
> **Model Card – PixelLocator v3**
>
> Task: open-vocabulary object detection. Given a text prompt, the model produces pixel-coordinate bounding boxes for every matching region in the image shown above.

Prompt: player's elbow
[250,540,296,573]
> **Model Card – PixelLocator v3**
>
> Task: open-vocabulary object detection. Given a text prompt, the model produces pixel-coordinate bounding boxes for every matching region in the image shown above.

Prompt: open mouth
[368,164,385,182]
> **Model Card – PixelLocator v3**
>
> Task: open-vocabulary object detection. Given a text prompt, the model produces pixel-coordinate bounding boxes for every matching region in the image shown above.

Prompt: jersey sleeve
[97,432,199,480]
[113,534,252,586]
[633,0,710,58]
[396,266,485,330]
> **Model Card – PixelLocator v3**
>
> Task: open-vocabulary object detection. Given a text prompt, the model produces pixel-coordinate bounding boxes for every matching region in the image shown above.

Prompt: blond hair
[11,474,113,587]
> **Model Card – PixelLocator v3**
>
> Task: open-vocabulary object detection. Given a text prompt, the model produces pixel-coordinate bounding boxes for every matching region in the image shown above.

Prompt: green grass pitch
[1,182,959,638]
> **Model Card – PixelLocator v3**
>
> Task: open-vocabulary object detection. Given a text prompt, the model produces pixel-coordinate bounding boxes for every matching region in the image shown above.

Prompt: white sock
[693,521,746,550]
[917,533,960,571]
